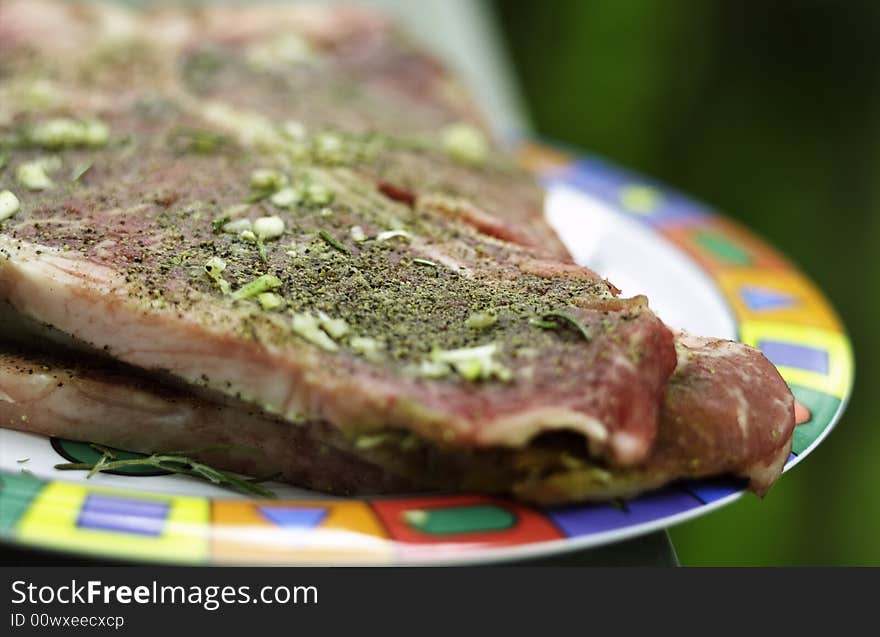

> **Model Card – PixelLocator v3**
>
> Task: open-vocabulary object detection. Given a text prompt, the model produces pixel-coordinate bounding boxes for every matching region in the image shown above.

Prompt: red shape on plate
[370,494,563,548]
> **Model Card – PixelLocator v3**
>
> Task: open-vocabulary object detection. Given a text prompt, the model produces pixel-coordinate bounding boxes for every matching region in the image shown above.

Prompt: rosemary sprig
[89,443,118,459]
[170,127,229,154]
[318,229,350,254]
[528,318,558,329]
[231,274,282,301]
[531,311,593,342]
[86,443,117,477]
[246,189,273,204]
[55,449,276,498]
[211,213,230,233]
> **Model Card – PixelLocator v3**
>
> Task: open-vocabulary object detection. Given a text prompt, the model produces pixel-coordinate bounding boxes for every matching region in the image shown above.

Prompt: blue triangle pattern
[258,506,327,529]
[739,286,796,311]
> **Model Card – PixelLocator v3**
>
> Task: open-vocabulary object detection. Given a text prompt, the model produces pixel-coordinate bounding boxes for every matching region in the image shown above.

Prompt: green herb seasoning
[528,318,558,329]
[231,274,283,301]
[29,117,110,149]
[55,447,275,498]
[171,127,228,154]
[248,168,288,202]
[318,229,350,254]
[535,311,593,342]
[250,168,288,191]
[303,181,334,206]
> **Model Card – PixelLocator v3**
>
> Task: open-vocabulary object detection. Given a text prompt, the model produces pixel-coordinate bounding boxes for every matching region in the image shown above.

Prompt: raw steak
[0,0,676,468]
[0,0,796,503]
[0,334,790,504]
[0,346,412,495]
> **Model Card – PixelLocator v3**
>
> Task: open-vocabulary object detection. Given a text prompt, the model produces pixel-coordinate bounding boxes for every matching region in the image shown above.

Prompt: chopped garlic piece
[81,119,110,146]
[204,256,227,273]
[29,119,80,148]
[253,215,285,240]
[429,343,511,382]
[16,158,58,191]
[375,229,411,242]
[313,132,346,165]
[442,122,488,166]
[270,186,301,208]
[350,226,367,242]
[291,313,339,352]
[350,336,382,357]
[257,292,284,311]
[204,256,231,295]
[250,169,288,191]
[417,360,451,379]
[222,218,253,234]
[0,190,20,221]
[465,311,497,329]
[223,203,250,218]
[303,181,334,206]
[201,103,281,149]
[319,315,350,340]
[29,117,110,149]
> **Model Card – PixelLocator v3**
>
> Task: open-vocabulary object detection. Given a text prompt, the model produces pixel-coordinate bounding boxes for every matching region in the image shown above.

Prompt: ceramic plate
[0,143,853,565]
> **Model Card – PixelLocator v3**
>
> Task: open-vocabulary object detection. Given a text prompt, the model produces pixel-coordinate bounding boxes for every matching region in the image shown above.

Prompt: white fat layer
[477,407,608,449]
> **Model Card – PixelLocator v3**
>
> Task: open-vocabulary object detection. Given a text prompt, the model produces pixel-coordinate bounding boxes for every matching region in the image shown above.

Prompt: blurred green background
[495,0,879,565]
